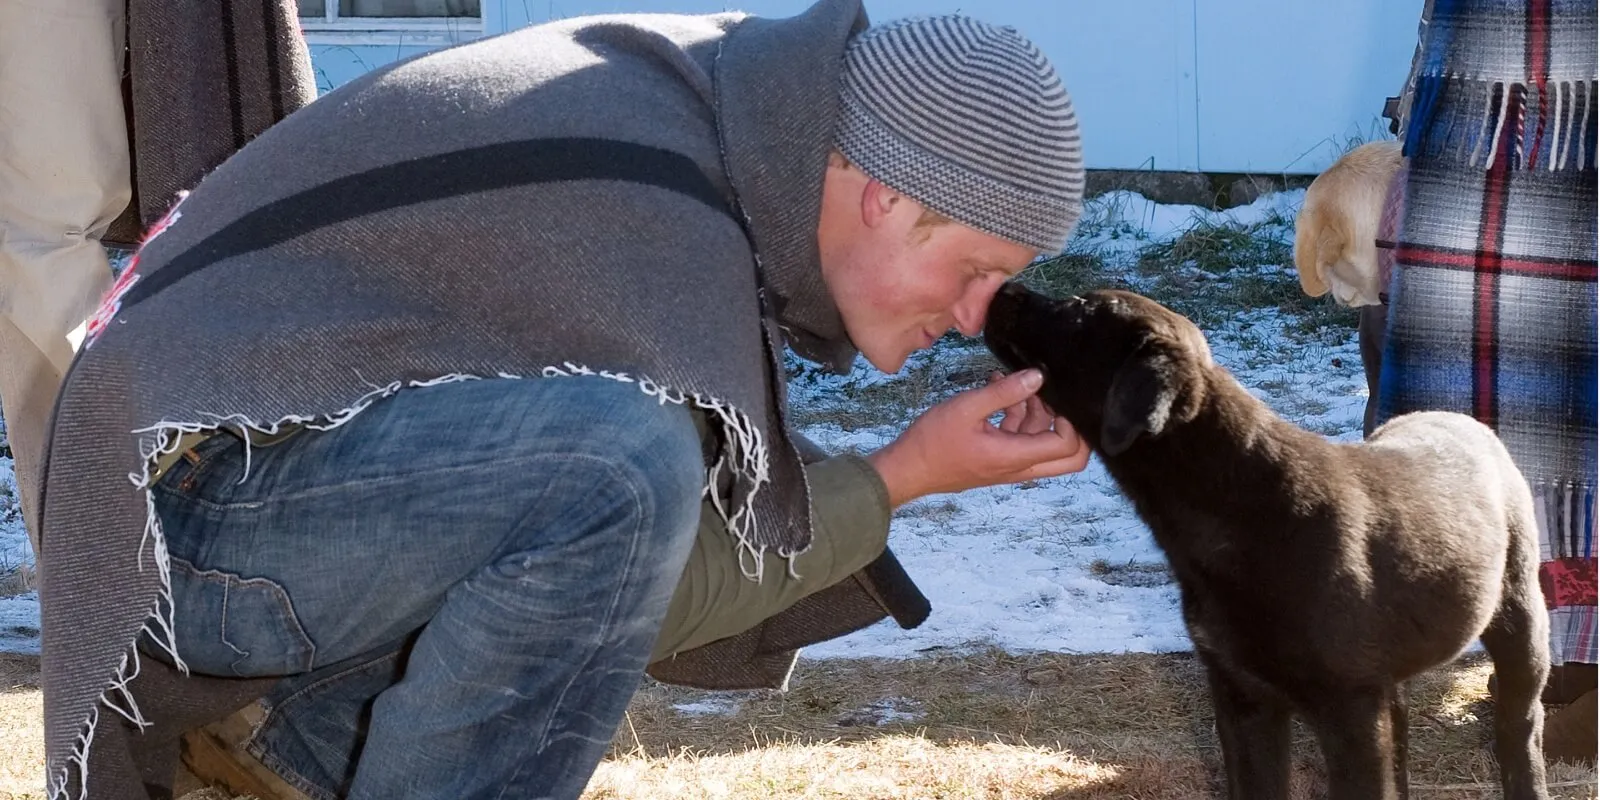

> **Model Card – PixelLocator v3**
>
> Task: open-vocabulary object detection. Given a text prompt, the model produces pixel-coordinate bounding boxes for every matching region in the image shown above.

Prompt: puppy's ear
[1293,219,1338,298]
[1101,343,1180,457]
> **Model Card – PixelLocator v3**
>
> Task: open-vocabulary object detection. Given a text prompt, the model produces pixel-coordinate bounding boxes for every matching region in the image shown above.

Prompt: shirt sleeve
[650,453,892,662]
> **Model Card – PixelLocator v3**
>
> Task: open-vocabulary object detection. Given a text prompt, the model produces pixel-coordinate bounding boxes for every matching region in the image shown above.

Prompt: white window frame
[299,4,484,48]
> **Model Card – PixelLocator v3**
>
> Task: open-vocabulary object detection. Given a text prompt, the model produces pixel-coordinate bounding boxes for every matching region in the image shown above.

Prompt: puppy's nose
[987,281,1027,320]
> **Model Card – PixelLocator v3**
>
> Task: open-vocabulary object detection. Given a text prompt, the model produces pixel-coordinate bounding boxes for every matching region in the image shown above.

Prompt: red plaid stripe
[1526,0,1551,169]
[1394,244,1599,280]
[1472,82,1520,427]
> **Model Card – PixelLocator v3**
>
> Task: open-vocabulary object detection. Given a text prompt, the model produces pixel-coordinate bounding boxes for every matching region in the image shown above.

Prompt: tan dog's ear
[1293,211,1336,297]
[1102,342,1181,456]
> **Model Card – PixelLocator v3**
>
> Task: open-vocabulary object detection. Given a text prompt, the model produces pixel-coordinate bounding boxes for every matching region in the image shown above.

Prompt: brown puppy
[984,284,1549,800]
[1293,140,1403,307]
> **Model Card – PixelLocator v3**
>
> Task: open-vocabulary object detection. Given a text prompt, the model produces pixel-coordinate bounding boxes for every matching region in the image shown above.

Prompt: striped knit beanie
[835,16,1085,253]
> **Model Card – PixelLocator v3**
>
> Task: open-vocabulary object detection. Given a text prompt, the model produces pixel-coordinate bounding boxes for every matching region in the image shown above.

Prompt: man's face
[818,162,1039,373]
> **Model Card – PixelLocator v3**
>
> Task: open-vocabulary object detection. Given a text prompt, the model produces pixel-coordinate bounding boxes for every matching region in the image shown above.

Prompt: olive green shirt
[652,452,890,660]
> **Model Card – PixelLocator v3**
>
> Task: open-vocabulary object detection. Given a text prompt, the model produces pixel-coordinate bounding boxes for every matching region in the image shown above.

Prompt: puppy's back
[1362,414,1527,573]
[1362,411,1527,531]
[1294,141,1403,305]
[1336,411,1531,670]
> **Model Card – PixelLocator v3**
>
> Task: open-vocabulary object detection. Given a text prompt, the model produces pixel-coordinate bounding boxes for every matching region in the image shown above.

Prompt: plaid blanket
[1377,0,1597,664]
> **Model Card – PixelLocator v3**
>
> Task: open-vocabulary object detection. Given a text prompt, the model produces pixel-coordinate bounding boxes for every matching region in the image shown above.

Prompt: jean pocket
[169,557,317,677]
[154,432,245,502]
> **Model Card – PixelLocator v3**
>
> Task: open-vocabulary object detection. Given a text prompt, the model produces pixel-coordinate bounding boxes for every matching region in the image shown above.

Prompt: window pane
[338,0,479,16]
[296,0,326,16]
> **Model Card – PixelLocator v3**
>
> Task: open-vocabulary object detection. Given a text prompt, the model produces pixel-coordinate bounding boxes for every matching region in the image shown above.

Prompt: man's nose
[953,280,1003,337]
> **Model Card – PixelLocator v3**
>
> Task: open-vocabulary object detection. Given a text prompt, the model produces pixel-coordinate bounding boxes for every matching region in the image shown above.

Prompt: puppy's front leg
[1201,654,1291,800]
[1303,687,1399,800]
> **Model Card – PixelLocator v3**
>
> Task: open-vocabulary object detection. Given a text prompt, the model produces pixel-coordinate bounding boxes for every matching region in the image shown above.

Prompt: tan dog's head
[1293,140,1403,306]
[984,284,1212,457]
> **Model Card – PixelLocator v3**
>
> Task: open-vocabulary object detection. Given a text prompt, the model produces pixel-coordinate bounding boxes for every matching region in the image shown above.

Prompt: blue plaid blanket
[1378,0,1597,663]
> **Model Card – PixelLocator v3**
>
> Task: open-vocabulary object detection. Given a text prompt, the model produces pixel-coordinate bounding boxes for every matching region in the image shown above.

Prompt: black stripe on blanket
[119,138,734,309]
[219,0,246,149]
[263,0,285,121]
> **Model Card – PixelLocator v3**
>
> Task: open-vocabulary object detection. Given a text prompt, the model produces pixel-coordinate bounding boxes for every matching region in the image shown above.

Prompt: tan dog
[1293,141,1403,307]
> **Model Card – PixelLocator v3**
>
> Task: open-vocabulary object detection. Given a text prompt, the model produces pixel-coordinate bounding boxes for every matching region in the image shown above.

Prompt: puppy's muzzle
[984,283,1081,371]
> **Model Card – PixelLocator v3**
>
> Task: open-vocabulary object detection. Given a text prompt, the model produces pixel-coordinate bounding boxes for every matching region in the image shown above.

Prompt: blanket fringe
[1406,76,1597,171]
[1532,479,1597,562]
[48,706,97,800]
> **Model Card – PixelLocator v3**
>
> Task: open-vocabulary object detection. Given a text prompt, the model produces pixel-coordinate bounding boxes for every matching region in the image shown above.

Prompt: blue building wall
[305,0,1423,174]
[309,43,441,92]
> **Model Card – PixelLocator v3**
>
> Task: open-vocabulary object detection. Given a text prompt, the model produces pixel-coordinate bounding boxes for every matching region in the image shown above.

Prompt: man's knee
[582,379,703,533]
[508,376,706,544]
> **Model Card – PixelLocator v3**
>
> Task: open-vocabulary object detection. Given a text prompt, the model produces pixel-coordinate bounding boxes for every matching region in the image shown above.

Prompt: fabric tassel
[1405,74,1449,158]
[1534,480,1597,562]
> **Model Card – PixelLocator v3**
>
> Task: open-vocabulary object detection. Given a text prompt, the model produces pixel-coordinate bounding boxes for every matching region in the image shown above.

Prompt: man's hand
[866,368,1090,507]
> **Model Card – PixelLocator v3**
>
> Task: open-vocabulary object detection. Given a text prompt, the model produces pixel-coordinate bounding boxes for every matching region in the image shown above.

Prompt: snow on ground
[671,698,743,718]
[0,594,38,656]
[0,459,25,569]
[0,189,1365,661]
[0,444,40,656]
[835,698,925,727]
[0,457,34,656]
[1081,187,1304,245]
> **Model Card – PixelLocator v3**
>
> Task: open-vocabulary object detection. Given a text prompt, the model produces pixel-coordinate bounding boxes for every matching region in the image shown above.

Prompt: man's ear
[1101,343,1180,457]
[860,178,904,230]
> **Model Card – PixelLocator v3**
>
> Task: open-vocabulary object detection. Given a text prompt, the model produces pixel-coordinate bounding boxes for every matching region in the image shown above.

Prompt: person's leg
[1543,687,1597,765]
[0,318,67,542]
[0,0,128,546]
[1358,302,1388,437]
[151,376,705,799]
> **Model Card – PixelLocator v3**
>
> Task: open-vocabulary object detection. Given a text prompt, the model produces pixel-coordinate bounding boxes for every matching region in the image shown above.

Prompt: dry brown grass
[0,650,1593,800]
[0,654,43,800]
[589,650,1597,799]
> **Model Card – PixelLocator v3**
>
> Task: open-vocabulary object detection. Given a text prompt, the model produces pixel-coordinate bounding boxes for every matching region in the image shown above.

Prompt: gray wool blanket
[40,1,879,796]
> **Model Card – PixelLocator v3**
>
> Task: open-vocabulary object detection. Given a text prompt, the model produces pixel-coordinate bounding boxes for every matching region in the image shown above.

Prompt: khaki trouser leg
[0,0,130,552]
[0,319,65,554]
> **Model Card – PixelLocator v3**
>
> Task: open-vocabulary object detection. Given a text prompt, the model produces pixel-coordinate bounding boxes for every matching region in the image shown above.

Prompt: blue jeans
[150,376,704,799]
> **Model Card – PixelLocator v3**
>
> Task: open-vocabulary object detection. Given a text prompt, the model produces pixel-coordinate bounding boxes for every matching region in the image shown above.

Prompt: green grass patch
[1124,219,1358,336]
[1017,251,1130,299]
[1137,223,1287,276]
[1016,214,1358,340]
